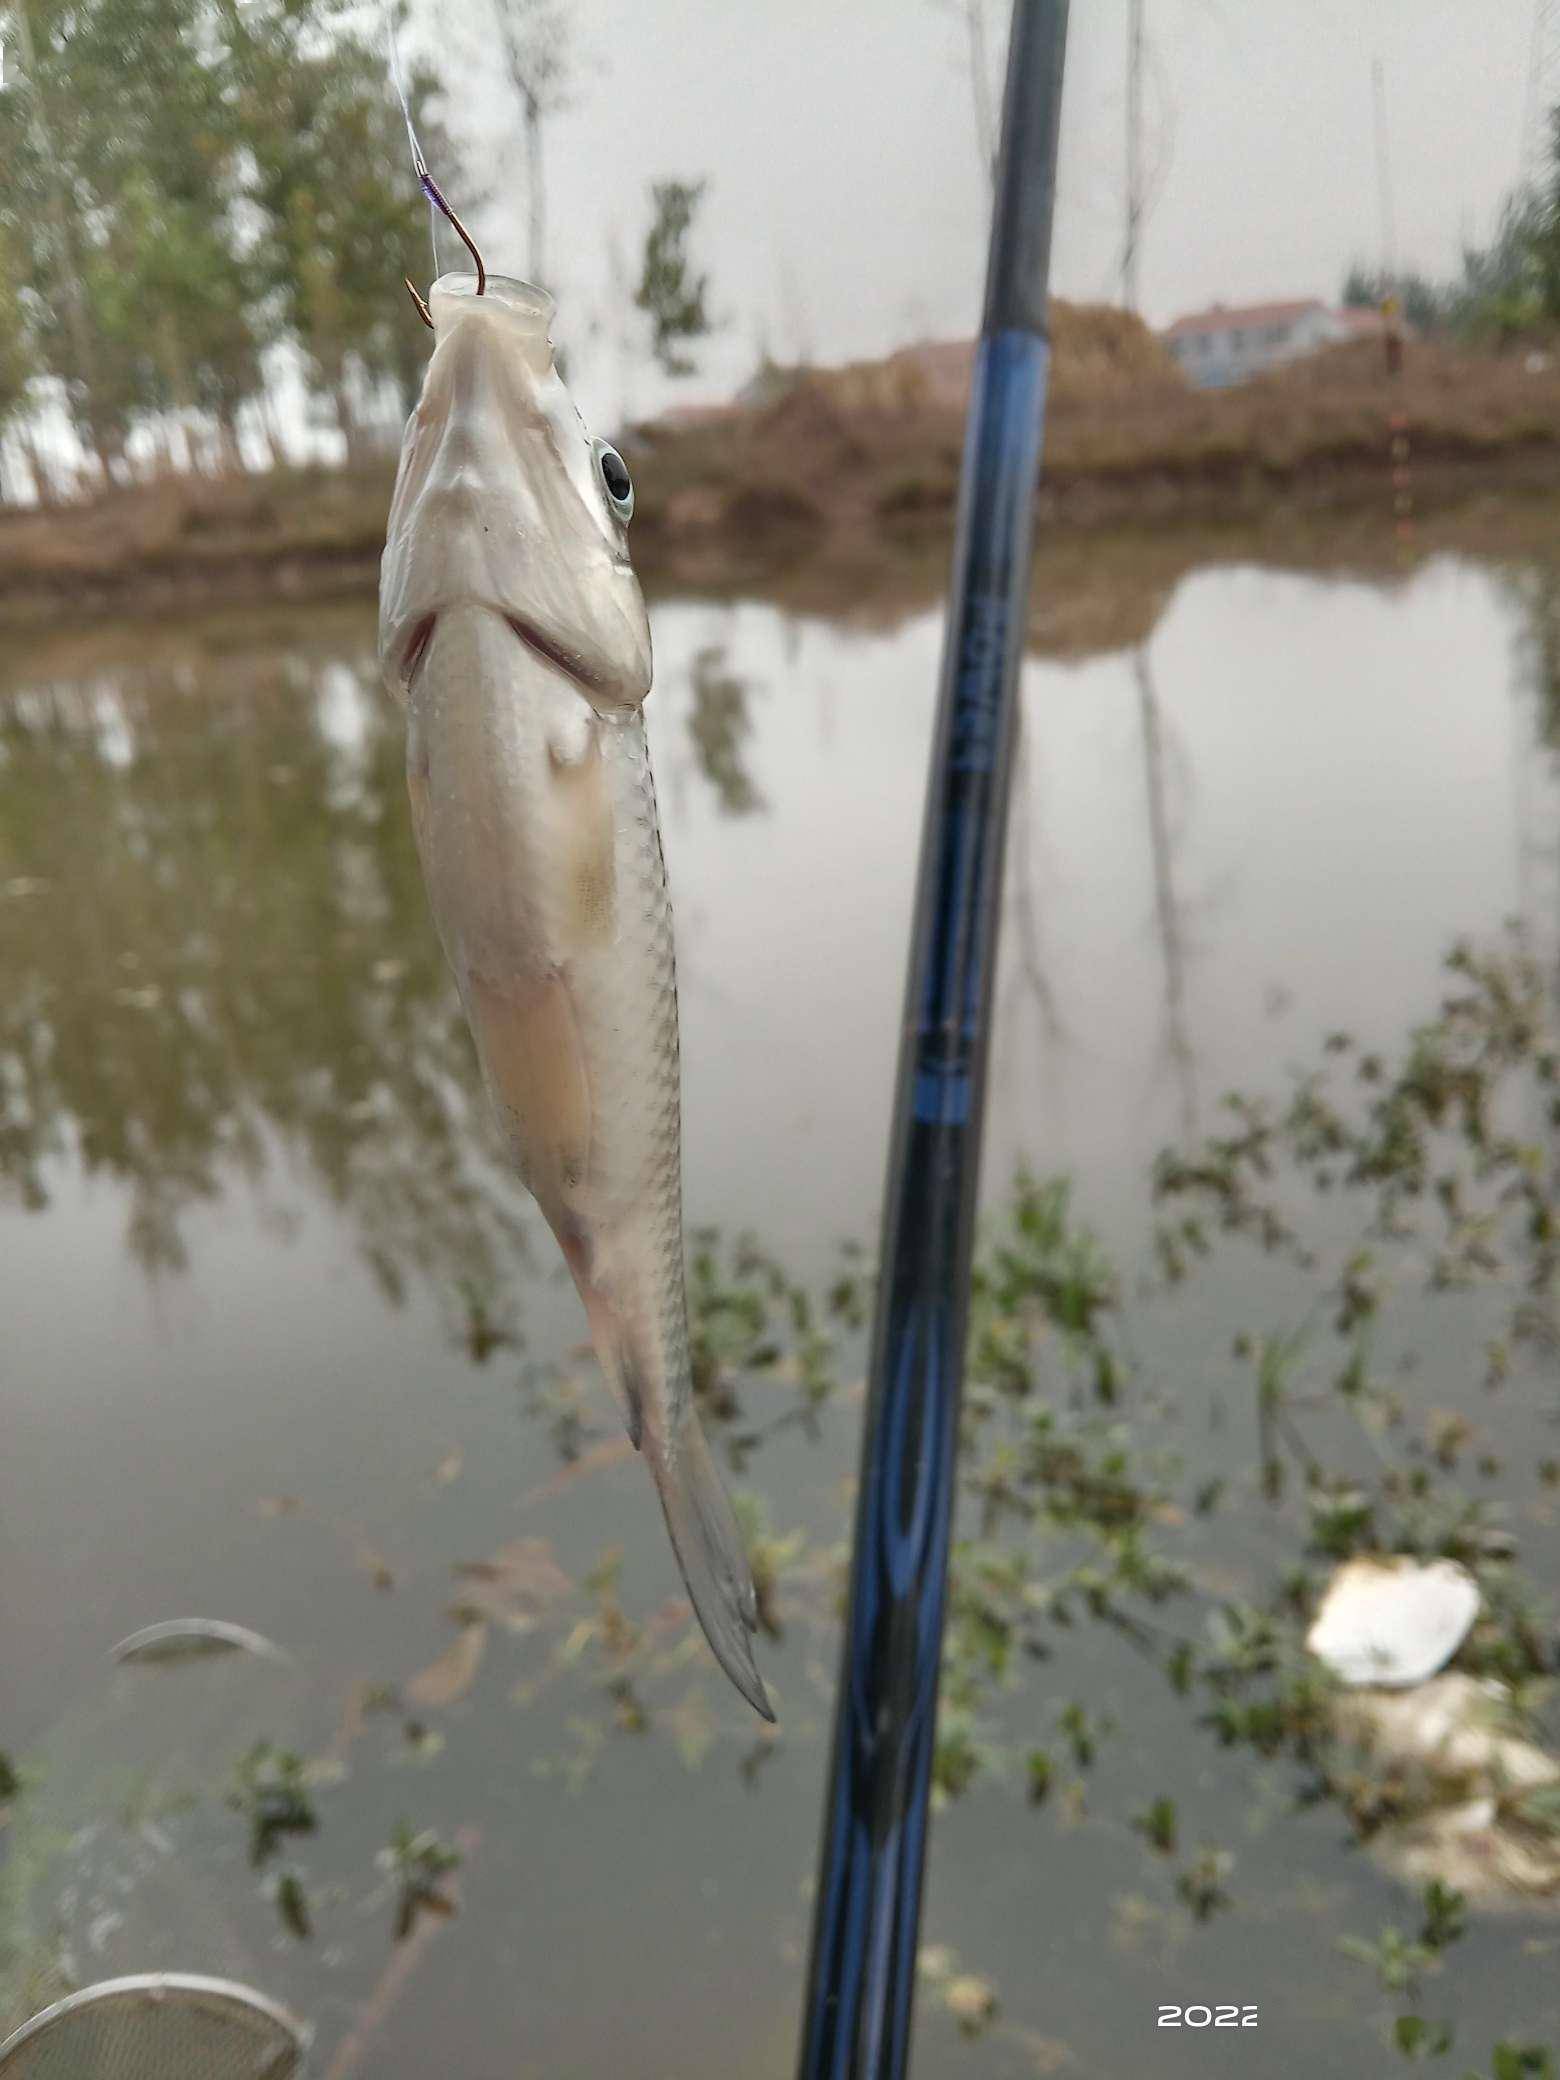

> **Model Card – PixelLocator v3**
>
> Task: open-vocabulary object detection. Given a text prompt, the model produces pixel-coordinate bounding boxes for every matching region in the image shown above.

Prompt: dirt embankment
[630,315,1560,591]
[2,305,1558,628]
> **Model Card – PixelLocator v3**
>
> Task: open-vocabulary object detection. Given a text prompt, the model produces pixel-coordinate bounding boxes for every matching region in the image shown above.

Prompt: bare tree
[1123,0,1144,310]
[932,0,1001,189]
[1116,3,1177,310]
[490,0,573,285]
[1133,645,1198,1140]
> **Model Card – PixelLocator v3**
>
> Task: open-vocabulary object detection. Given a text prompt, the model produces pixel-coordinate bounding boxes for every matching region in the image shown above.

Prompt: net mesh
[0,1976,306,2080]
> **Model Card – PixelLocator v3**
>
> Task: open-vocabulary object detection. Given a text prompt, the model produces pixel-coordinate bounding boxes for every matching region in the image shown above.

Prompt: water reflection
[0,612,527,1310]
[1132,644,1199,1141]
[5,543,1560,1306]
[686,644,766,816]
[5,538,1560,2075]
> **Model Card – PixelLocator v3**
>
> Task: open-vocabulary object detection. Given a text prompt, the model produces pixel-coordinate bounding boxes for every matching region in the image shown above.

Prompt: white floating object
[1306,1556,1479,1688]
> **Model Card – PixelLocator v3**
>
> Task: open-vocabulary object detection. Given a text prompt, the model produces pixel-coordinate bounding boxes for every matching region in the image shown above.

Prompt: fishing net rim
[0,1973,312,2069]
[109,1619,292,1664]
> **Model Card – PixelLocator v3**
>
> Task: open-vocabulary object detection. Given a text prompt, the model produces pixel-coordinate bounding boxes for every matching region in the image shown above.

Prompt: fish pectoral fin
[467,970,591,1200]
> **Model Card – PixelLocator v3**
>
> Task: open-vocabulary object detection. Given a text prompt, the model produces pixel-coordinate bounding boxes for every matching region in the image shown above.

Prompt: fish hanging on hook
[377,91,772,1718]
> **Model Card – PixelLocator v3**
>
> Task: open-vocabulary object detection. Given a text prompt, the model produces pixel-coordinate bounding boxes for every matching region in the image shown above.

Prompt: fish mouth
[505,613,604,696]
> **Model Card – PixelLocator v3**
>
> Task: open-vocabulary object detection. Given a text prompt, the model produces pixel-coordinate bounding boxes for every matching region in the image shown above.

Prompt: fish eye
[593,440,634,522]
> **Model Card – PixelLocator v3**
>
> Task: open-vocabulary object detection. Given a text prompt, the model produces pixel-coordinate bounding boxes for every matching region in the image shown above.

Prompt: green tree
[1339,262,1445,335]
[230,5,456,455]
[0,229,38,453]
[634,179,714,377]
[0,0,269,477]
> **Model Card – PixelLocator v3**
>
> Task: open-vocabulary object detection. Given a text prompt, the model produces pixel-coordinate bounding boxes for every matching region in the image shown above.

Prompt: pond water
[1,535,1558,2076]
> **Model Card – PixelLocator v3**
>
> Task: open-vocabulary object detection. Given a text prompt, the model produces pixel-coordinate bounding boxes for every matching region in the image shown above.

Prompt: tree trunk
[214,406,247,474]
[332,380,365,469]
[258,391,287,471]
[16,425,60,505]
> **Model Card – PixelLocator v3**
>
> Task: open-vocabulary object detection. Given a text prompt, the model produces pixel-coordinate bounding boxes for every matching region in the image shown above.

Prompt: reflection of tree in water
[686,644,765,815]
[1133,644,1199,1142]
[1498,556,1560,978]
[1504,555,1560,755]
[0,613,528,1309]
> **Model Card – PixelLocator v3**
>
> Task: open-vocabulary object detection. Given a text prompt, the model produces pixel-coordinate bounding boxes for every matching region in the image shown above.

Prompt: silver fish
[378,273,771,1720]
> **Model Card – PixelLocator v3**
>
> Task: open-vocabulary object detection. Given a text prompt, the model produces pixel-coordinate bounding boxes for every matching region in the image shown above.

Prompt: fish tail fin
[646,1412,774,1723]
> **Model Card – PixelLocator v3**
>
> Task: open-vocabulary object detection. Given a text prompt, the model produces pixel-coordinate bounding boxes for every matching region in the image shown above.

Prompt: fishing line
[385,7,486,295]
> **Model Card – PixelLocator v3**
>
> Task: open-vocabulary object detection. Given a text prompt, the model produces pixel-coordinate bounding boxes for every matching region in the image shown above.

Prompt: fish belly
[403,602,770,1717]
[406,603,689,1430]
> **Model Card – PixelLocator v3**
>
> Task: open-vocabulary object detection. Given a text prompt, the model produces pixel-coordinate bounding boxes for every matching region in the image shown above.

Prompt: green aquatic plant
[377,1821,462,1942]
[227,1742,318,1867]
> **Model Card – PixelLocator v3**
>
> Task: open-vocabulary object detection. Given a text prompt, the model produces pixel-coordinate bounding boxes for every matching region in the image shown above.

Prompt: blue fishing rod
[796,5,1069,2075]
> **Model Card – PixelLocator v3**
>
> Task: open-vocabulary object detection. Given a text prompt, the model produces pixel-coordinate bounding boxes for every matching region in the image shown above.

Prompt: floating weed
[227,1743,320,1867]
[916,1946,999,2040]
[195,930,1560,2071]
[1132,1795,1178,1855]
[1472,2043,1557,2080]
[1059,1700,1110,1770]
[1338,1923,1441,1996]
[1420,1880,1468,1952]
[1175,1846,1234,1923]
[1394,2013,1454,2060]
[379,1822,462,1942]
[451,1273,519,1364]
[942,1972,999,2039]
[1155,934,1560,1366]
[271,1867,312,1941]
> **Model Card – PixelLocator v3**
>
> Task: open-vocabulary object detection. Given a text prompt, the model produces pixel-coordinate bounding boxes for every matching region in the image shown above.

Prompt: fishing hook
[403,276,434,330]
[419,170,486,296]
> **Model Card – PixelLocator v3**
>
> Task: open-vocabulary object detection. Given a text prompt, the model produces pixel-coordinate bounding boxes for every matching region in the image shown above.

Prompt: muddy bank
[1,329,1558,637]
[6,477,1560,682]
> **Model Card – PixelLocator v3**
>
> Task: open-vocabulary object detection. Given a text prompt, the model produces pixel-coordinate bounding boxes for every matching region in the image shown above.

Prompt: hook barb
[404,276,434,329]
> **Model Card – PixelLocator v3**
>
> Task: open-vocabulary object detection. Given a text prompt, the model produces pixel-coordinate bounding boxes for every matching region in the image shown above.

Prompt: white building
[1163,299,1378,388]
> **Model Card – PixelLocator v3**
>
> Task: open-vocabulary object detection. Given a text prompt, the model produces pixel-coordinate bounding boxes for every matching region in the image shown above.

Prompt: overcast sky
[408,0,1536,421]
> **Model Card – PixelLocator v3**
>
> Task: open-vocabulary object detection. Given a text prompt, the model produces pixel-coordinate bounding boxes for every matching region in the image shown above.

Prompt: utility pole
[1123,0,1144,311]
[1371,55,1396,286]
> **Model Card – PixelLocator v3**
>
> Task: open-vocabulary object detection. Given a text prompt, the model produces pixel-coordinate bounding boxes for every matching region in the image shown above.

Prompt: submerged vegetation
[6,918,1557,2067]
